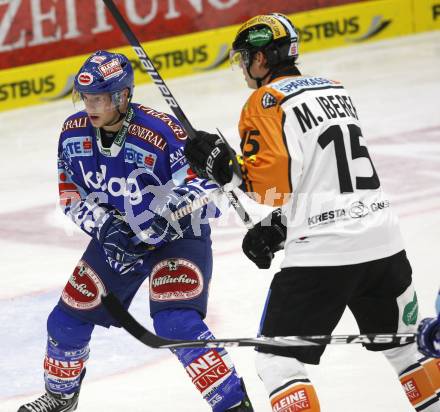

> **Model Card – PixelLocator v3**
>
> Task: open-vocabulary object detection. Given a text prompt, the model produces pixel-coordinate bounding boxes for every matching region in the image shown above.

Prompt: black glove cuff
[258,208,287,245]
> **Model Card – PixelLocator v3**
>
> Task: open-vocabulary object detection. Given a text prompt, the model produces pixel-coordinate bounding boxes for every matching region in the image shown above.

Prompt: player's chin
[88,115,103,127]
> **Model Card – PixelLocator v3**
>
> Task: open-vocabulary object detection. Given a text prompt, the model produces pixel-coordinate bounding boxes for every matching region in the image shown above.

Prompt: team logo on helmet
[90,55,107,64]
[98,59,124,80]
[77,72,94,86]
[288,42,298,57]
[248,27,273,47]
[238,15,287,40]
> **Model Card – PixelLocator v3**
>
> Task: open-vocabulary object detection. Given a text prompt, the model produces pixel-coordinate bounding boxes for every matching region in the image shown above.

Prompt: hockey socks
[399,362,440,410]
[384,343,440,411]
[256,352,321,412]
[420,356,440,398]
[44,338,89,395]
[153,309,246,411]
[269,380,320,412]
[45,306,93,396]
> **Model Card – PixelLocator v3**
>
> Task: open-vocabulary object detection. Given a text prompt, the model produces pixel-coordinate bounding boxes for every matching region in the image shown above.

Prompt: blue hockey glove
[149,185,204,243]
[417,316,440,358]
[98,212,147,274]
[242,208,287,269]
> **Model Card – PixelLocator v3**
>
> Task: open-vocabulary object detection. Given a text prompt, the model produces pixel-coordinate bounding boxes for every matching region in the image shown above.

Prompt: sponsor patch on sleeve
[62,116,88,132]
[261,92,278,109]
[62,136,93,158]
[139,105,187,141]
[124,143,157,170]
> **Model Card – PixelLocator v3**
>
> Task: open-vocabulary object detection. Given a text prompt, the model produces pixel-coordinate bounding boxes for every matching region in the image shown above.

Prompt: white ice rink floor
[1,31,440,411]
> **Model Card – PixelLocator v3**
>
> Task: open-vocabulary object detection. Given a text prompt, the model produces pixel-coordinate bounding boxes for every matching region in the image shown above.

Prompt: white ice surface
[0,31,439,411]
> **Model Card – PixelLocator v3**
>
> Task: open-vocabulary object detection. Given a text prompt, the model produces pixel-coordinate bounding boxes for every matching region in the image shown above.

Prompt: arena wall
[0,0,438,111]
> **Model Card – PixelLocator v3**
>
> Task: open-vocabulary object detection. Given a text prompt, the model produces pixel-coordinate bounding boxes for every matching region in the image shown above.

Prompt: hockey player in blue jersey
[18,50,253,412]
[418,290,440,358]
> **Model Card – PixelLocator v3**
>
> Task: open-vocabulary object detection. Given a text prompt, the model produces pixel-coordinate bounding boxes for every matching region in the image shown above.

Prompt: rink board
[0,0,438,112]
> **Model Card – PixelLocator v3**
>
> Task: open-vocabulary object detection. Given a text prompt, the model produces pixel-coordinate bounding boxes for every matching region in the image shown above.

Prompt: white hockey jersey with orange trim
[238,75,404,266]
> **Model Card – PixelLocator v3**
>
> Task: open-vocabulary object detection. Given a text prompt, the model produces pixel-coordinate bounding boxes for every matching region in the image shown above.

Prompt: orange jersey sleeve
[238,81,292,206]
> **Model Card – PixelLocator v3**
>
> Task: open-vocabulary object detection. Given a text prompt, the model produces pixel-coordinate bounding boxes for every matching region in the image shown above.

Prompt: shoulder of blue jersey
[61,110,90,135]
[59,111,93,158]
[131,104,188,146]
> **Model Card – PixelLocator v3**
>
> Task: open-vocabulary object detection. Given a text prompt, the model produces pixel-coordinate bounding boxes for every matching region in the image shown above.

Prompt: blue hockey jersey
[57,103,218,242]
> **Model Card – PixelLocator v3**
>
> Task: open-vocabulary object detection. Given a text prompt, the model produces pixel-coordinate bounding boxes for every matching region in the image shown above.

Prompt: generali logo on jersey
[186,350,231,394]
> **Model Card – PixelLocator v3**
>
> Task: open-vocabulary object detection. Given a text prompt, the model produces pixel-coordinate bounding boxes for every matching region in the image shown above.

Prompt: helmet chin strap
[103,93,132,128]
[104,109,125,127]
[246,65,272,88]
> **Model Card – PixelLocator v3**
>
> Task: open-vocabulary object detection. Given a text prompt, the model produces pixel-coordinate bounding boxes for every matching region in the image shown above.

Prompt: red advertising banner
[0,0,363,70]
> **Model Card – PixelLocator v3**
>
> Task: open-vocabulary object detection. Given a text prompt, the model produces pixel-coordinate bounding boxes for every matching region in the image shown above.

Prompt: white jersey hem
[280,240,405,268]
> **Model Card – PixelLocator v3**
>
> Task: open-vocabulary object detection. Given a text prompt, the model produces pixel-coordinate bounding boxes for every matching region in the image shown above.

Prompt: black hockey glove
[184,130,233,186]
[242,208,287,269]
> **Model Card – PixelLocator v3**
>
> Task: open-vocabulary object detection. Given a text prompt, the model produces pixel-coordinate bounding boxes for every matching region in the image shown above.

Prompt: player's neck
[102,119,123,133]
[102,102,130,132]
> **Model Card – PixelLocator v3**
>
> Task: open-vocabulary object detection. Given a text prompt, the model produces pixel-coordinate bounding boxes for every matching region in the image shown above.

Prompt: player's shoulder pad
[244,84,284,114]
[268,75,344,98]
[60,111,90,135]
[132,103,188,146]
[126,104,170,153]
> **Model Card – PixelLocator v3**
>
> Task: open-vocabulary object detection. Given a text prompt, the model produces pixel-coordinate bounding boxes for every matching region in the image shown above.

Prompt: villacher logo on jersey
[150,258,203,302]
[61,261,107,311]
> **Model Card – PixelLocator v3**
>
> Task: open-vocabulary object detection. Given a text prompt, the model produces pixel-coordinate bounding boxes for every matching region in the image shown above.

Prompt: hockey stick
[102,0,253,229]
[101,293,416,349]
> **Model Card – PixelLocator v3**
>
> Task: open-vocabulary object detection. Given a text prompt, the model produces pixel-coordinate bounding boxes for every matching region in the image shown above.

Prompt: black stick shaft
[102,0,195,137]
[102,293,416,349]
[103,0,253,229]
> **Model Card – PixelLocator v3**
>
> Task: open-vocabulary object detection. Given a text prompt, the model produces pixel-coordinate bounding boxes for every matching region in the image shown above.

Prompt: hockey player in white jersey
[184,13,440,412]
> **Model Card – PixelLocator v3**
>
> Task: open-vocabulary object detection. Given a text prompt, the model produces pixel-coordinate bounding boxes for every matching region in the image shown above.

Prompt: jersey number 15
[318,124,380,193]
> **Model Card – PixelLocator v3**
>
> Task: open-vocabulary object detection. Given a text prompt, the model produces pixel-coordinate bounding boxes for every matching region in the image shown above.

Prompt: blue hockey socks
[153,309,245,411]
[45,306,94,395]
